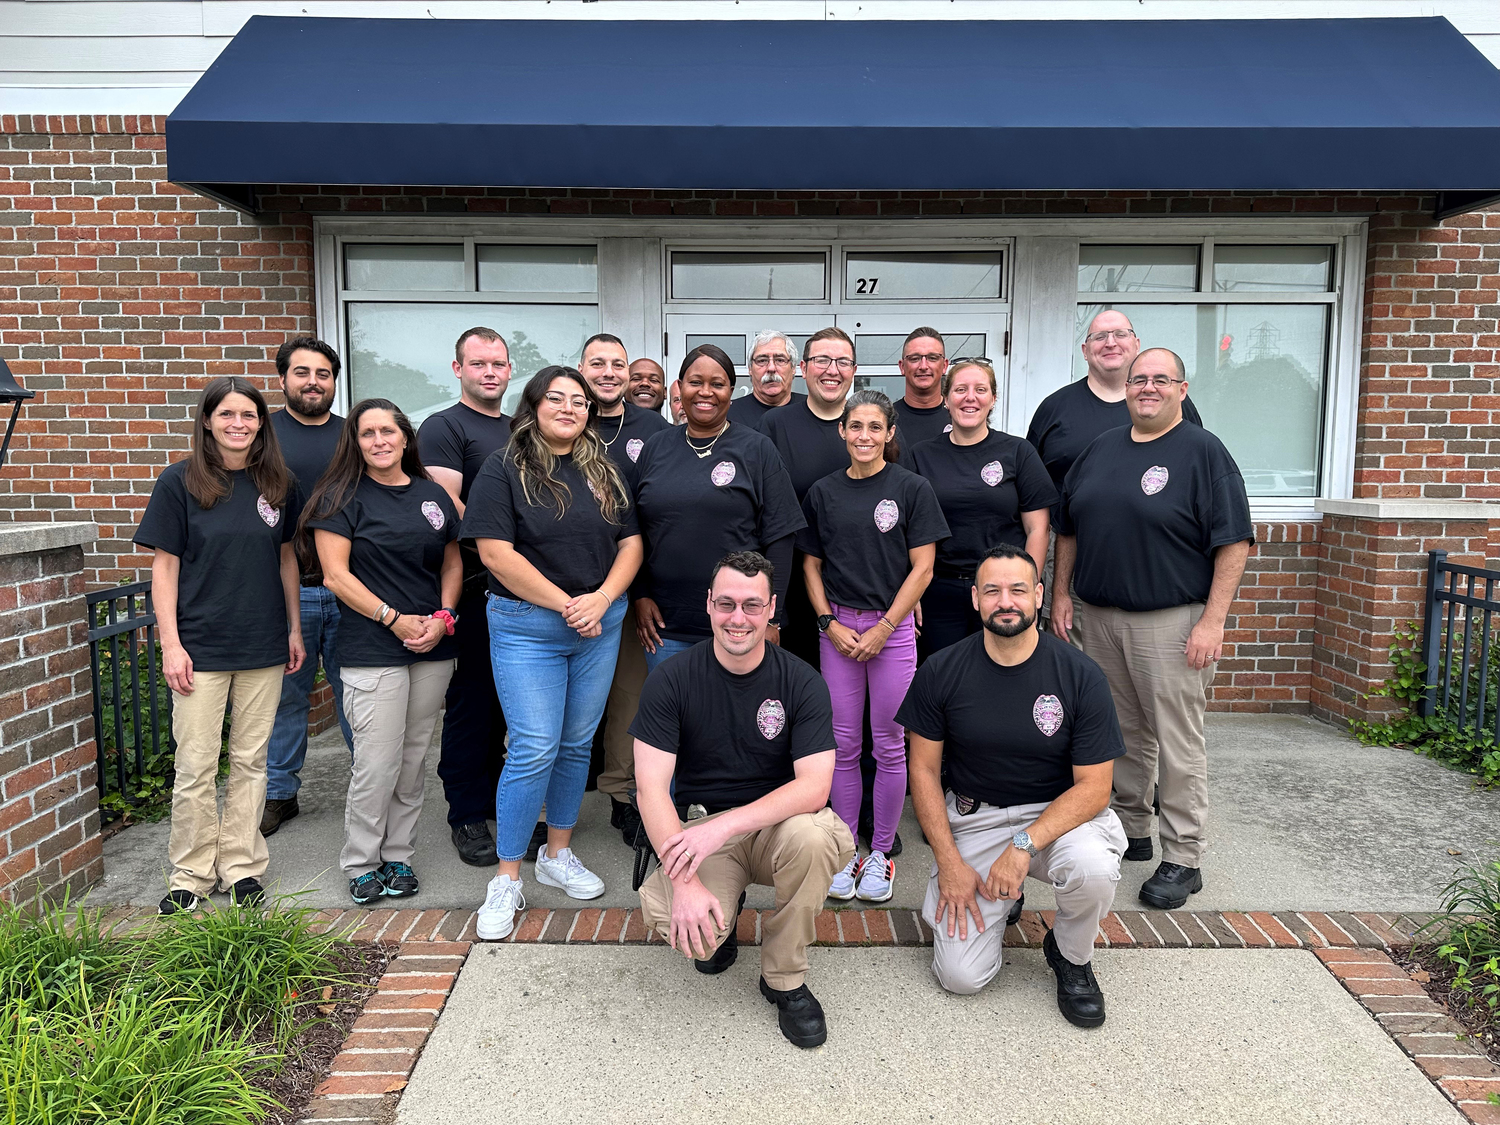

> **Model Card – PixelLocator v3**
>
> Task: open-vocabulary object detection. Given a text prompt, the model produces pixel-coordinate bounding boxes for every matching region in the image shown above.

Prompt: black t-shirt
[632,422,805,642]
[1058,421,1254,613]
[893,399,951,464]
[896,631,1126,809]
[595,402,671,486]
[760,401,851,502]
[1026,378,1203,504]
[415,401,513,503]
[727,391,807,432]
[461,452,639,601]
[629,640,836,809]
[133,463,294,672]
[271,409,343,505]
[908,430,1058,574]
[308,475,460,667]
[797,463,950,612]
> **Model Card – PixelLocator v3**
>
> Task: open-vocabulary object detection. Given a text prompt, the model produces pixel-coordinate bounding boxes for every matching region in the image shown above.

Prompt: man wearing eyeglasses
[1051,348,1251,911]
[893,327,952,459]
[633,551,853,1048]
[727,330,804,430]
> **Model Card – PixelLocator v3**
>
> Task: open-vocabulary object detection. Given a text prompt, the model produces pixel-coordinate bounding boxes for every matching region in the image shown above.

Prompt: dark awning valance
[166,15,1500,213]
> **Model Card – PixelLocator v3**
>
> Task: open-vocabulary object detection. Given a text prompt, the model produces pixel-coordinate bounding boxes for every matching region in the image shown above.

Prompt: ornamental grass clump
[1430,855,1500,1018]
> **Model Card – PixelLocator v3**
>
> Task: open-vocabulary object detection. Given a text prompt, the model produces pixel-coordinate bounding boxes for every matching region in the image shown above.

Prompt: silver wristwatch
[1012,830,1038,857]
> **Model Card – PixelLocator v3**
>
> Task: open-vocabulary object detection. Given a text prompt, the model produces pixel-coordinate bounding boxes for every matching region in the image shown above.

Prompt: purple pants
[820,604,918,854]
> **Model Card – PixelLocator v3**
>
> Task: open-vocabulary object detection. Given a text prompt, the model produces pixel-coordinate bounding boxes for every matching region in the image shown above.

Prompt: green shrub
[1429,855,1500,1017]
[94,632,176,823]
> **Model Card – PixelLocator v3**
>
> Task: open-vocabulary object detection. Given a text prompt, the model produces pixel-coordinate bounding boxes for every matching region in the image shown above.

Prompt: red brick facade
[1,114,1496,725]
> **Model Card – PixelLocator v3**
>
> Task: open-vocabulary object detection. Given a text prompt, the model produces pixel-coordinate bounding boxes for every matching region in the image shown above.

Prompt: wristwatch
[1012,830,1038,857]
[817,614,836,633]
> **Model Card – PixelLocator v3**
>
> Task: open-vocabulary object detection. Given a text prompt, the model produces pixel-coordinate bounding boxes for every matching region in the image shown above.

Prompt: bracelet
[374,602,390,624]
[386,612,401,630]
[878,616,897,633]
[432,608,457,636]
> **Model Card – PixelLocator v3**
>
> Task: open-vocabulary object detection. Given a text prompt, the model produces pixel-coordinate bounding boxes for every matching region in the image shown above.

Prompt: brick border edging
[1316,948,1500,1125]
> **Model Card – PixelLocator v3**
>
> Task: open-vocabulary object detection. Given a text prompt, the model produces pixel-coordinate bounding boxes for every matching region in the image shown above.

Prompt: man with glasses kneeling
[631,551,854,1048]
[900,543,1127,1027]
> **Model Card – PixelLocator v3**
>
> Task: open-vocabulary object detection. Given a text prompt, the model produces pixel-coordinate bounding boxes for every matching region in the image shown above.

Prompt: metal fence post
[1419,549,1446,719]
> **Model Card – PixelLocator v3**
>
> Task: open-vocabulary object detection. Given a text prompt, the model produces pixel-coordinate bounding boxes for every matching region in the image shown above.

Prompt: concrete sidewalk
[95,713,1500,914]
[395,944,1464,1125]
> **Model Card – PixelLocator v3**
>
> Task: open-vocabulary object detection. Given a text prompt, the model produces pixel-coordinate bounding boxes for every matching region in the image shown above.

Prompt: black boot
[1124,837,1154,862]
[759,977,828,1048]
[1043,929,1106,1028]
[1139,861,1203,910]
[1006,892,1025,927]
[610,798,644,848]
[260,796,299,837]
[695,892,746,975]
[451,821,498,867]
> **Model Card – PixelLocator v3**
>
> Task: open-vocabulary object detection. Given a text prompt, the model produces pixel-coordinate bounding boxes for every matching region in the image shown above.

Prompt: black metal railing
[1420,550,1500,736]
[87,581,172,823]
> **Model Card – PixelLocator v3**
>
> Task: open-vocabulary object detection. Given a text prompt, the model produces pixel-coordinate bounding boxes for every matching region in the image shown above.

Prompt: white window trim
[313,213,1366,522]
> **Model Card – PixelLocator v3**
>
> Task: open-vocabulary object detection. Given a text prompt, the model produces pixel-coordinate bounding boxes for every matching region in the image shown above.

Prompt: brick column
[0,522,102,905]
[1311,500,1498,726]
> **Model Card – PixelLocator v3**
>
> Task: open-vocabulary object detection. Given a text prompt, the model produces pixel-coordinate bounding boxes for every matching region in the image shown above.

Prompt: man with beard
[263,336,354,837]
[627,357,667,412]
[899,543,1127,1028]
[727,330,804,430]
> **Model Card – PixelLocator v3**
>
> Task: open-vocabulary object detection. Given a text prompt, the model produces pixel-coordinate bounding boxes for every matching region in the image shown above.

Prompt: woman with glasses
[464,367,643,941]
[631,344,805,673]
[304,398,462,906]
[800,390,948,903]
[908,359,1056,657]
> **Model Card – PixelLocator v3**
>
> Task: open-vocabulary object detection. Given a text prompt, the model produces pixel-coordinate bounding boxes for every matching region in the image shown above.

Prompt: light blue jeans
[488,593,627,862]
[642,636,695,676]
[266,585,354,801]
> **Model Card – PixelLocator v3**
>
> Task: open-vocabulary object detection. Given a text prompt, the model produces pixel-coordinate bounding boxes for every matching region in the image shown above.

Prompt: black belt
[934,566,975,582]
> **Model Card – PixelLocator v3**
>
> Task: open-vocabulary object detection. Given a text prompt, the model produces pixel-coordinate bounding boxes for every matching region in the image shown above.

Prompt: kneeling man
[633,551,855,1048]
[899,542,1127,1027]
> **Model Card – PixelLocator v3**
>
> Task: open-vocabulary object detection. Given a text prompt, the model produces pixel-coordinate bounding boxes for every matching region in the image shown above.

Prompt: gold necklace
[685,420,729,459]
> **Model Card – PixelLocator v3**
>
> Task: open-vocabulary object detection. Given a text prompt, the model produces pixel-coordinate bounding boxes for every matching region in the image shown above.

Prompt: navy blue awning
[167,15,1500,210]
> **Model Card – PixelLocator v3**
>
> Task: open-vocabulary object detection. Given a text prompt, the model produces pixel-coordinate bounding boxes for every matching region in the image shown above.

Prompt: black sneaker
[526,821,549,860]
[158,889,199,916]
[349,871,386,905]
[695,892,746,975]
[611,799,644,847]
[259,796,300,838]
[1006,892,1025,927]
[1124,837,1154,862]
[759,977,828,1048]
[1138,861,1203,910]
[1043,929,1106,1028]
[857,824,903,858]
[229,878,265,908]
[378,861,419,899]
[451,821,498,867]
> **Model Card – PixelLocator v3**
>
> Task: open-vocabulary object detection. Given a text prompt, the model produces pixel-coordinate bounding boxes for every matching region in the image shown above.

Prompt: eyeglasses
[711,597,770,616]
[1124,374,1185,389]
[751,354,793,369]
[1086,330,1137,344]
[948,356,992,367]
[805,356,855,372]
[901,352,945,365]
[543,391,591,410]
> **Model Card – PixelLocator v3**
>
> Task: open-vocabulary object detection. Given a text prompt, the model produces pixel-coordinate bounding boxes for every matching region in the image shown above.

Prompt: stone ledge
[1316,498,1498,522]
[0,521,97,558]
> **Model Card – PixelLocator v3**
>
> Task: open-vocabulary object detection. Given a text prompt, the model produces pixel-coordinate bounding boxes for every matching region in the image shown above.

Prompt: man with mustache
[727,330,804,429]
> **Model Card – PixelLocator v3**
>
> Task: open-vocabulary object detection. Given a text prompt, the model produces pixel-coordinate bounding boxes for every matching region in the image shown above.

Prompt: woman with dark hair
[800,390,949,903]
[134,376,304,915]
[463,367,643,940]
[630,344,805,672]
[302,398,462,906]
[908,359,1056,657]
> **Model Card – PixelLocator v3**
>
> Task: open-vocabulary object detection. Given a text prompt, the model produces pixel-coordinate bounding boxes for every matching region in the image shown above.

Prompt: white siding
[2,0,1496,113]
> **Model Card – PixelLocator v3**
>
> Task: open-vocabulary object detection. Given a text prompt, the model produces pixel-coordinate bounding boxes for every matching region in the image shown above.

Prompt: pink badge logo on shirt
[421,500,445,530]
[943,424,953,434]
[756,698,786,740]
[874,499,899,533]
[256,495,279,528]
[980,461,1004,487]
[626,438,644,462]
[1033,694,1064,737]
[1141,466,1169,496]
[587,479,604,502]
[711,461,736,487]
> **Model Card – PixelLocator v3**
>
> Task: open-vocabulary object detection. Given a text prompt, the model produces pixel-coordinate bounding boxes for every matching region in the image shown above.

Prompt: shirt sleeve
[755,442,808,544]
[306,494,357,539]
[617,495,640,541]
[1206,453,1255,551]
[1068,660,1128,766]
[459,457,517,544]
[1056,457,1082,536]
[280,487,301,545]
[438,489,461,544]
[627,662,682,755]
[133,466,189,556]
[417,414,465,474]
[903,476,951,548]
[893,661,946,742]
[794,487,826,559]
[787,664,837,759]
[1014,440,1060,513]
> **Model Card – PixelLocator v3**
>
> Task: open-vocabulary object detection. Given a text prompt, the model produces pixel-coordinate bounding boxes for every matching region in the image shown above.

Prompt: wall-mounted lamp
[0,359,35,473]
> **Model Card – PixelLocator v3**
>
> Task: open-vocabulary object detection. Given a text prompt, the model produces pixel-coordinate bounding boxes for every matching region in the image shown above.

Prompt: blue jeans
[642,636,695,676]
[266,585,354,801]
[488,594,627,862]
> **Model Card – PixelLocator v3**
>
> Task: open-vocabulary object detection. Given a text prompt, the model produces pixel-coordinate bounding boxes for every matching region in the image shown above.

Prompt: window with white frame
[1075,242,1338,498]
[339,241,600,423]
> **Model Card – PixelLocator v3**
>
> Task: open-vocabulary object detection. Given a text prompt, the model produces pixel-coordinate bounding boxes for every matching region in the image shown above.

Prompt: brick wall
[1214,521,1320,714]
[0,524,102,905]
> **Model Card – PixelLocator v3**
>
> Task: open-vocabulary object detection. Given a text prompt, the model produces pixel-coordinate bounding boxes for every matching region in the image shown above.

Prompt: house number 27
[854,277,880,295]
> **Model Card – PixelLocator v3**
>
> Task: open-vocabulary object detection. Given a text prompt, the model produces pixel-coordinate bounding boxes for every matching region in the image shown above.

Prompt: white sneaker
[476,874,525,941]
[856,851,894,903]
[533,846,606,900]
[827,855,860,900]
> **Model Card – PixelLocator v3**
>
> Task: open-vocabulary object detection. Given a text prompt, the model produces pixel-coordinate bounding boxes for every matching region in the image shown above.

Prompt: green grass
[1430,855,1500,1017]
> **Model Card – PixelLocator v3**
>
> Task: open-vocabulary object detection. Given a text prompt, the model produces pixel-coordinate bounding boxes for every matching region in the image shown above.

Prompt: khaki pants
[340,660,455,879]
[168,665,283,896]
[1074,600,1213,867]
[1039,529,1082,650]
[926,796,1124,994]
[597,618,647,801]
[639,806,853,990]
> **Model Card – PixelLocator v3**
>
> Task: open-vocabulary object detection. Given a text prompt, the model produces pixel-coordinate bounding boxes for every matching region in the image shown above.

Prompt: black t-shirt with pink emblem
[797,462,950,612]
[896,631,1125,809]
[594,402,671,489]
[134,463,296,672]
[907,429,1056,575]
[630,639,836,809]
[307,475,460,667]
[1057,421,1253,613]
